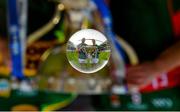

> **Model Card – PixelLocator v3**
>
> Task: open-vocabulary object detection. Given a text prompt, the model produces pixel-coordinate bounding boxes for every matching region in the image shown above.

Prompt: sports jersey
[92,45,100,59]
[110,0,180,92]
[77,43,87,59]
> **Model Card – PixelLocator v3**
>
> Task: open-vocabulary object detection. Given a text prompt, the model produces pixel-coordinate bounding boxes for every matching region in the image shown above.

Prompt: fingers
[126,65,153,89]
[127,83,139,91]
[126,62,162,91]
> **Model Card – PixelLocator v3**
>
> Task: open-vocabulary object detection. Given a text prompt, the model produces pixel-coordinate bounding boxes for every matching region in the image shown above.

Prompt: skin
[82,38,85,44]
[126,41,180,89]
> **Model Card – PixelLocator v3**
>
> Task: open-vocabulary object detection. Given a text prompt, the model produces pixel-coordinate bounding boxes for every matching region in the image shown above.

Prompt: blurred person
[110,0,180,90]
[77,38,88,64]
[91,39,100,64]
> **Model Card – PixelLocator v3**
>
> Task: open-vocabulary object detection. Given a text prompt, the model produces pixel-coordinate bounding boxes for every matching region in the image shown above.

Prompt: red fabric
[140,67,180,93]
[140,9,180,93]
[172,10,180,38]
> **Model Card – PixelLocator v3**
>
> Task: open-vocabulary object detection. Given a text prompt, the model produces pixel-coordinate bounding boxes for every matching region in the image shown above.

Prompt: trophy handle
[27,3,64,46]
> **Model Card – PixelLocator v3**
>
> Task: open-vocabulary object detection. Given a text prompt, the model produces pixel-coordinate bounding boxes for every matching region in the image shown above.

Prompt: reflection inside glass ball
[66,29,111,73]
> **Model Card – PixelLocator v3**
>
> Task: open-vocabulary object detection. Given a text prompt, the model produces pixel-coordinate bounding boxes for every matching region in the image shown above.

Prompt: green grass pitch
[66,51,110,69]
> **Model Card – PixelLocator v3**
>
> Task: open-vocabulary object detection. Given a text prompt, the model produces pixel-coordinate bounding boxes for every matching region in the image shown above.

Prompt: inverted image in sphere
[66,29,111,74]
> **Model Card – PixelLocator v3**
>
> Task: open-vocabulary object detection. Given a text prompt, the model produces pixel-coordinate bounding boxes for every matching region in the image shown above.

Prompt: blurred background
[0,0,179,111]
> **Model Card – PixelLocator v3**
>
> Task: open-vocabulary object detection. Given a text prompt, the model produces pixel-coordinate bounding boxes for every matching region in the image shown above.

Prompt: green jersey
[111,0,176,61]
[78,43,87,59]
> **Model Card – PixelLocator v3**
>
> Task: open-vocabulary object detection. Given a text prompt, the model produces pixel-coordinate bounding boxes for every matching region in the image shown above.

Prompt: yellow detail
[0,88,10,98]
[0,66,11,76]
[81,17,90,29]
[117,35,139,65]
[24,68,37,77]
[11,104,38,111]
[42,94,77,111]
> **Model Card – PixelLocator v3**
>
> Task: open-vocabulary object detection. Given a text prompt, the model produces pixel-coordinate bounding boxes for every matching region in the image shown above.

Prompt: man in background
[110,0,180,90]
[91,39,100,64]
[77,38,88,64]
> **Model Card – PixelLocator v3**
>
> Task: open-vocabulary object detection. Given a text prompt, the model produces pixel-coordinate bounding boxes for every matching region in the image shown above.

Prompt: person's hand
[126,62,163,89]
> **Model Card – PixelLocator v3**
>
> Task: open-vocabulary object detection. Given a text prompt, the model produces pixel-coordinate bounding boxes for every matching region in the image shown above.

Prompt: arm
[126,41,180,88]
[154,41,180,73]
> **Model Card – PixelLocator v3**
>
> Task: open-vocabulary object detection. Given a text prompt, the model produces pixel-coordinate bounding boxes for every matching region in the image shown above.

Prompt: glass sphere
[66,29,111,73]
